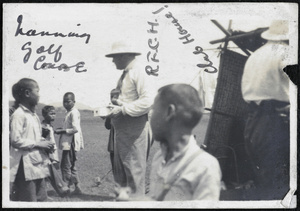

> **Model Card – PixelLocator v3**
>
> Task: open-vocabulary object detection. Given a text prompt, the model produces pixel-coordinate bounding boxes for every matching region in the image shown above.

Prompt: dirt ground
[44,110,211,202]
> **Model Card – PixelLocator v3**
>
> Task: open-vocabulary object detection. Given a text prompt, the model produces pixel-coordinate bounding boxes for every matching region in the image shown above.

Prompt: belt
[249,100,289,112]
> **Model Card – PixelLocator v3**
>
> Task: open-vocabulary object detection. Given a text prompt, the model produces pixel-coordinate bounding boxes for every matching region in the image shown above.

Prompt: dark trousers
[61,140,80,186]
[244,100,290,200]
[13,158,48,202]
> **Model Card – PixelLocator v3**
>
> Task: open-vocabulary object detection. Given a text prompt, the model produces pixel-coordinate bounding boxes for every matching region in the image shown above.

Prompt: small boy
[41,105,70,197]
[56,92,84,194]
[116,84,221,201]
[41,106,59,165]
[149,84,222,200]
[10,78,54,201]
[104,89,122,169]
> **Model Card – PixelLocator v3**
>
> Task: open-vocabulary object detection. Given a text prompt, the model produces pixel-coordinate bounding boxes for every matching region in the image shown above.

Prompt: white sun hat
[105,41,141,57]
[261,20,289,41]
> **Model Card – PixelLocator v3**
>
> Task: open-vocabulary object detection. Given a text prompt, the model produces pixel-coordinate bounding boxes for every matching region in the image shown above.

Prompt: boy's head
[42,105,56,122]
[14,78,39,106]
[150,84,203,142]
[110,89,120,105]
[63,92,75,111]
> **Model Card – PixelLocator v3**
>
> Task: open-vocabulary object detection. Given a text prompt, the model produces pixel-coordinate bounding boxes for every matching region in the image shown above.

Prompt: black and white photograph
[2,2,298,209]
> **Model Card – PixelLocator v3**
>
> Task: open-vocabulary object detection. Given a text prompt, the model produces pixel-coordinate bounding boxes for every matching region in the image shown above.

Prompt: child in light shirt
[56,92,84,195]
[10,78,54,201]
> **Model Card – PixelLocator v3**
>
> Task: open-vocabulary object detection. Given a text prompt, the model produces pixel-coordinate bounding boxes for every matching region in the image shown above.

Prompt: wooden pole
[211,20,251,56]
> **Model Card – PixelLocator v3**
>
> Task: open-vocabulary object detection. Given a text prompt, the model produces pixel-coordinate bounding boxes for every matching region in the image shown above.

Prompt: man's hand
[107,105,122,118]
[36,141,54,150]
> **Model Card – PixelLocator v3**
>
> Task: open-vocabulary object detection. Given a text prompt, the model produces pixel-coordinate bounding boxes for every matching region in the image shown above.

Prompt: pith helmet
[261,20,289,41]
[105,41,141,57]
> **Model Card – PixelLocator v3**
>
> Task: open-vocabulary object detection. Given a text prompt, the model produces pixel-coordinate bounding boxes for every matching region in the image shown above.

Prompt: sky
[3,3,298,109]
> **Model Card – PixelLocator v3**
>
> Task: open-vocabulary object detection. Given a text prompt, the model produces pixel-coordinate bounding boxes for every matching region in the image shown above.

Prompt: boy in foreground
[116,84,221,201]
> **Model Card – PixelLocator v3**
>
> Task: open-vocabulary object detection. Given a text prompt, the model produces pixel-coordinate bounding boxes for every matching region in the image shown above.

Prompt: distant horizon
[9,100,95,110]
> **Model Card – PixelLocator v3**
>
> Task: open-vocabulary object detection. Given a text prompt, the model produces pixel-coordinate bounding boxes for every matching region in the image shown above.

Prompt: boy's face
[63,95,75,111]
[45,109,56,122]
[28,82,40,106]
[150,94,167,142]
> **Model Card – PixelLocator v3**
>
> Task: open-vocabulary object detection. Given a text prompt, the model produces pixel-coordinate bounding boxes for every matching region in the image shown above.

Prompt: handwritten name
[15,15,91,44]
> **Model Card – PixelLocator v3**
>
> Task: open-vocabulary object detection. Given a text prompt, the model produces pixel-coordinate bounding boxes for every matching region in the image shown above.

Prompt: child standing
[41,106,60,165]
[41,105,70,197]
[105,89,122,168]
[10,78,54,201]
[56,92,84,194]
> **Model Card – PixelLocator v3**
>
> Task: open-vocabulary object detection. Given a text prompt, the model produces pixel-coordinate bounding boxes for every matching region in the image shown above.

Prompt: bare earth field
[39,109,210,202]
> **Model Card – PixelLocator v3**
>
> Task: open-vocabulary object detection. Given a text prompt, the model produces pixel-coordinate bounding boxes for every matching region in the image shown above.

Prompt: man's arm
[121,68,154,117]
[55,111,79,134]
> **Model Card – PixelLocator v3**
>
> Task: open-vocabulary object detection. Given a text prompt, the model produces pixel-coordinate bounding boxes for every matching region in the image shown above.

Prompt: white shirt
[150,136,222,201]
[242,41,290,104]
[10,104,50,182]
[59,107,84,151]
[119,60,154,117]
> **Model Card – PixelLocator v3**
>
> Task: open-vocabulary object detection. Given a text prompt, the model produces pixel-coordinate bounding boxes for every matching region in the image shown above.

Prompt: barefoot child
[10,78,54,201]
[56,92,84,195]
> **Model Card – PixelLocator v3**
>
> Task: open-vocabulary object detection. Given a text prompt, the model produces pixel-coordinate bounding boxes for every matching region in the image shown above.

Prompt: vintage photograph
[2,2,298,208]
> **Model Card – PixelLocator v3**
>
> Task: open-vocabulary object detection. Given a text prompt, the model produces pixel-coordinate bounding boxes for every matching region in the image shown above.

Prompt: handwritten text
[151,5,218,74]
[21,41,87,73]
[16,15,91,44]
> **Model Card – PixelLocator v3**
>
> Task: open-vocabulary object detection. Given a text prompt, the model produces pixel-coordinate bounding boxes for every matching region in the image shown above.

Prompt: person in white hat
[241,20,290,200]
[105,41,153,197]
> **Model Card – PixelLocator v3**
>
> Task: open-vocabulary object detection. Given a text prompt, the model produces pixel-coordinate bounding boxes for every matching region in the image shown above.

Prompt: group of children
[9,78,84,202]
[9,78,222,202]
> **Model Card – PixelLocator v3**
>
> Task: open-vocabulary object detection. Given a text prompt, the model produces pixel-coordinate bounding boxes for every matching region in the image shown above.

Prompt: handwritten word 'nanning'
[22,42,87,73]
[15,15,91,44]
[152,5,218,74]
[145,20,160,76]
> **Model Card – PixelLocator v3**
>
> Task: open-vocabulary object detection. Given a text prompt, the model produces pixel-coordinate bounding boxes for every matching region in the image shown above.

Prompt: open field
[42,108,210,202]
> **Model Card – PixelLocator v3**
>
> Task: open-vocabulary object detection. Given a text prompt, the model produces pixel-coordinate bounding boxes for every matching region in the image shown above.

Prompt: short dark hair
[42,105,55,117]
[110,89,120,97]
[64,92,75,101]
[12,83,20,108]
[157,84,203,128]
[13,78,37,101]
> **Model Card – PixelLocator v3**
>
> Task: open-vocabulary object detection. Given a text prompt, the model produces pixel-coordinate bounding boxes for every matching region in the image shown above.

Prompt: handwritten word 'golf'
[152,5,218,73]
[21,42,86,73]
[145,20,160,76]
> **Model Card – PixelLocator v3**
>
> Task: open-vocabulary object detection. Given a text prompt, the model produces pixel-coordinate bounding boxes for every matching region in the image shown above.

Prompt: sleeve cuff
[121,106,127,115]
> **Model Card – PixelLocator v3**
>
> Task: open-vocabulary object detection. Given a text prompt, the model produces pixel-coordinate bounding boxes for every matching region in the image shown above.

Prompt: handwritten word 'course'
[16,15,91,44]
[21,42,86,73]
[151,5,218,74]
